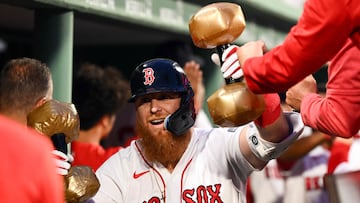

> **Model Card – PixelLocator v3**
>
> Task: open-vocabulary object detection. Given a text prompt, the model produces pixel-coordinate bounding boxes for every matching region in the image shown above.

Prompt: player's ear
[34,97,48,109]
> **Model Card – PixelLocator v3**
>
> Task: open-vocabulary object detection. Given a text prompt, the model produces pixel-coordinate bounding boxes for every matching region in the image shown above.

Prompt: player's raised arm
[239,93,304,169]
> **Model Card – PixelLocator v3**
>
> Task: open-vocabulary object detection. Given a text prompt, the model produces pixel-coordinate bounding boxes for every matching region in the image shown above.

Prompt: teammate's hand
[183,61,204,114]
[286,75,318,111]
[52,150,71,175]
[211,45,243,79]
[211,41,267,80]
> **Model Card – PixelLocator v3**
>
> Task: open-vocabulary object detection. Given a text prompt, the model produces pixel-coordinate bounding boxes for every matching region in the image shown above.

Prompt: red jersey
[327,140,351,174]
[0,115,64,203]
[300,40,360,137]
[243,0,360,137]
[328,133,360,174]
[71,141,122,171]
[243,0,360,93]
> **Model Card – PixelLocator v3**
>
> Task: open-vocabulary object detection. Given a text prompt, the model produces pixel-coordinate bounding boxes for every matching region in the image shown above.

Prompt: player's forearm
[241,112,304,169]
[253,94,289,143]
[256,111,289,143]
[240,93,304,169]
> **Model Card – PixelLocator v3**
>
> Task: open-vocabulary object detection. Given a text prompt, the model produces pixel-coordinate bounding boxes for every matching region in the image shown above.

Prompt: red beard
[135,121,190,165]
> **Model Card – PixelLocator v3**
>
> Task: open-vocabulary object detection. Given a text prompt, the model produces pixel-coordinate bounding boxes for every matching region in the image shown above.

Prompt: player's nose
[150,99,162,114]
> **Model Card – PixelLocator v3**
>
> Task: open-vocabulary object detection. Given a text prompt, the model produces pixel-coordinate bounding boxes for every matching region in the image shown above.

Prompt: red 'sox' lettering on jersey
[182,184,223,203]
[143,196,161,203]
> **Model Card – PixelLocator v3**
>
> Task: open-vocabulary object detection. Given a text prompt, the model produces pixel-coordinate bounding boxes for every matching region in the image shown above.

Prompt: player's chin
[145,123,166,136]
[147,122,164,132]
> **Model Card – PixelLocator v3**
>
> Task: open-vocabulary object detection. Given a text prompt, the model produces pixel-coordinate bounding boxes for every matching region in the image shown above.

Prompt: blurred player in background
[0,57,64,202]
[71,63,130,171]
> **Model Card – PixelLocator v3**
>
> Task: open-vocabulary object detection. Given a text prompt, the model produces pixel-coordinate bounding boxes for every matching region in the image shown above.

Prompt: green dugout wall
[0,0,302,119]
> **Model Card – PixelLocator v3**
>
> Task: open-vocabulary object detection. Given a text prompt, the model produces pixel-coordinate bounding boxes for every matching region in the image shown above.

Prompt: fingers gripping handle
[216,44,241,84]
[216,44,231,65]
[51,134,72,176]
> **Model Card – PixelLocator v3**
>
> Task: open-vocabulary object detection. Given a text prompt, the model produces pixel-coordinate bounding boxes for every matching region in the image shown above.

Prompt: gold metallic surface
[207,82,265,127]
[65,166,100,203]
[27,100,97,203]
[189,2,265,127]
[27,100,80,143]
[189,2,246,48]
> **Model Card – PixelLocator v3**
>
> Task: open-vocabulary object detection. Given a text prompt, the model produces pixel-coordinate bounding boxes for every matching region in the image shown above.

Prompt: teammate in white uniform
[92,58,304,203]
[248,126,332,203]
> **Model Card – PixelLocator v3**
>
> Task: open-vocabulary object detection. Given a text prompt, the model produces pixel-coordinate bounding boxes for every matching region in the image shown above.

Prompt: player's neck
[0,111,27,126]
[78,127,103,145]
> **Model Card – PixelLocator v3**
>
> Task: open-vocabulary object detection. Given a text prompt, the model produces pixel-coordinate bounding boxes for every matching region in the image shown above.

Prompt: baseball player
[71,64,129,171]
[0,57,73,175]
[0,57,68,202]
[92,58,304,203]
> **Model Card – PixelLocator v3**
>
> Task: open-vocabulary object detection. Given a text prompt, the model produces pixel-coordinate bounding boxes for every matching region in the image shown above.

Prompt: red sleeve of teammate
[242,0,353,93]
[300,94,360,138]
[300,40,360,138]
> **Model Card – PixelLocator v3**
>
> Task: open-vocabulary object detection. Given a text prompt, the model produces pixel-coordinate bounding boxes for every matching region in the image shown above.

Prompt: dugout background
[0,0,327,122]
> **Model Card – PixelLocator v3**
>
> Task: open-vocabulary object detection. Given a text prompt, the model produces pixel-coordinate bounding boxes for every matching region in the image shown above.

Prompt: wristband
[247,112,303,161]
[254,93,281,127]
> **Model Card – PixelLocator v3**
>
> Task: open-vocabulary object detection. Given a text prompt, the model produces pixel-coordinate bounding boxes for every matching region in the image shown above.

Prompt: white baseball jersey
[93,114,303,203]
[249,159,285,203]
[283,145,330,203]
[93,127,252,203]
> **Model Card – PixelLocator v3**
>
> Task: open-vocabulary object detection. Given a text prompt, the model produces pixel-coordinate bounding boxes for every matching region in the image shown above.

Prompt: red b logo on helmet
[143,67,155,86]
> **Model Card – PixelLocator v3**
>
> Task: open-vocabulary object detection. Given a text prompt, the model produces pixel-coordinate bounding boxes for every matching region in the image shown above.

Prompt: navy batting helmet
[129,58,196,136]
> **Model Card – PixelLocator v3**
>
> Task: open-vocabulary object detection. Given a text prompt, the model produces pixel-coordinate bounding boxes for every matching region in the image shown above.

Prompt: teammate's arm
[242,0,352,93]
[216,0,354,93]
[277,130,332,161]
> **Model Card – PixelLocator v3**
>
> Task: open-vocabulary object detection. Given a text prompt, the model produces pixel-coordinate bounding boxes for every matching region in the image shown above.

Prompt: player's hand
[183,61,205,113]
[237,40,267,63]
[286,75,317,111]
[52,150,71,175]
[211,45,243,79]
[211,41,267,80]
